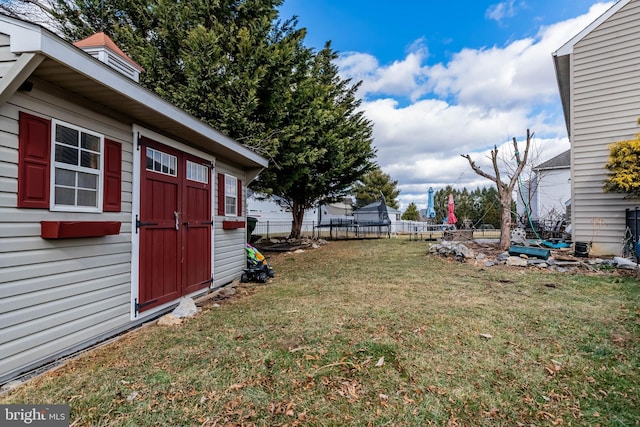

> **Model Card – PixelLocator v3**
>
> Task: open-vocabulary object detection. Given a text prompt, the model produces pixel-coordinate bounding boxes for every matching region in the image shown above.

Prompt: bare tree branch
[461,129,534,250]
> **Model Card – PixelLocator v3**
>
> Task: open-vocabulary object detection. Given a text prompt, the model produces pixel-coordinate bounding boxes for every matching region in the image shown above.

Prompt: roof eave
[551,0,633,139]
[552,52,571,137]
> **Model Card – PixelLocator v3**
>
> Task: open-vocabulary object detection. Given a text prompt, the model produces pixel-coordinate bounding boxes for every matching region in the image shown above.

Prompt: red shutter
[237,179,243,216]
[217,173,225,216]
[103,139,122,212]
[18,112,51,209]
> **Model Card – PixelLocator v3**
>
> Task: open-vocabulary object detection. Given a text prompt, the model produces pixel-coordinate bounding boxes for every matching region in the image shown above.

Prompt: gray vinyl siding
[0,81,134,382]
[570,0,640,255]
[0,32,19,78]
[214,164,247,287]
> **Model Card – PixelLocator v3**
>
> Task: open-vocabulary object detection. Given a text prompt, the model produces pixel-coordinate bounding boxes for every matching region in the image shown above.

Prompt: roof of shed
[0,14,267,173]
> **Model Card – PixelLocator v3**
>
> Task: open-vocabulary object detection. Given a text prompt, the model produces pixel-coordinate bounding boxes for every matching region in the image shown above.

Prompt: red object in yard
[447,193,457,225]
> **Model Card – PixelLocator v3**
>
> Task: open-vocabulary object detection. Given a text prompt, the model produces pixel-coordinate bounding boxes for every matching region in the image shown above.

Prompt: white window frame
[224,174,238,217]
[50,119,104,213]
[186,160,209,184]
[145,147,178,177]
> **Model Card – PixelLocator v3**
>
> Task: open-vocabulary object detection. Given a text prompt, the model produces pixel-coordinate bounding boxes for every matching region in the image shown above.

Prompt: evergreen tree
[401,202,420,221]
[253,44,376,238]
[17,0,377,238]
[352,168,400,209]
[46,0,304,157]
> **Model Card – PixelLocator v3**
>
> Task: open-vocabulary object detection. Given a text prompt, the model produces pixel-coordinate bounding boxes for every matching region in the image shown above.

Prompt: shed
[0,15,267,383]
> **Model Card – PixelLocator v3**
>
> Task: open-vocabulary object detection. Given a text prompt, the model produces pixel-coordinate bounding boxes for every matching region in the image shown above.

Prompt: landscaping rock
[172,297,198,318]
[507,256,528,267]
[430,240,638,275]
[158,313,182,326]
[497,252,510,261]
[430,241,475,260]
[218,287,237,298]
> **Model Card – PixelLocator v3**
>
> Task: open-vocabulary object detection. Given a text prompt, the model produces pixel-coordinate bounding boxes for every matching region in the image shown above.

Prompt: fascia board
[554,0,632,56]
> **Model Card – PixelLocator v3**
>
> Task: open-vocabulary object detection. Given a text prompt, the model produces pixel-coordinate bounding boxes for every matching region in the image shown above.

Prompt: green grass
[2,238,639,426]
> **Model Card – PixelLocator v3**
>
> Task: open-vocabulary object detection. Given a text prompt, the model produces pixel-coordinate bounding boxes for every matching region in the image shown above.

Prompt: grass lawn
[1,238,639,426]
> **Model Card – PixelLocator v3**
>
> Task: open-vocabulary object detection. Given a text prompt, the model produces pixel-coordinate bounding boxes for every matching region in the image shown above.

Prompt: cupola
[73,32,144,83]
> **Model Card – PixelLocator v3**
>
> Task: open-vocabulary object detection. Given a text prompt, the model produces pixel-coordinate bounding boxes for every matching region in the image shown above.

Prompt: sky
[276,0,616,211]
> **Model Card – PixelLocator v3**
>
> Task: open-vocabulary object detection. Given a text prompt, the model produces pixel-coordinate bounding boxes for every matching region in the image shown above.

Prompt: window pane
[55,125,78,146]
[169,156,176,176]
[81,151,100,169]
[154,150,161,171]
[186,160,208,183]
[78,172,98,189]
[226,178,237,196]
[161,153,169,174]
[77,189,97,207]
[146,147,177,176]
[226,196,236,215]
[55,169,76,186]
[81,133,100,151]
[146,149,154,170]
[55,187,75,205]
[55,145,78,165]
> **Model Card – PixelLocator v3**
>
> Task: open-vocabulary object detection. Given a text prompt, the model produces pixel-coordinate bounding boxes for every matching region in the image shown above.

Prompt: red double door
[137,138,212,313]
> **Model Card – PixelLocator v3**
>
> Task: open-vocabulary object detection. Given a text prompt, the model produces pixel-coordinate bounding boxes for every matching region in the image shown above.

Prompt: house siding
[534,168,570,220]
[0,32,19,78]
[214,164,246,287]
[0,83,134,382]
[570,0,640,255]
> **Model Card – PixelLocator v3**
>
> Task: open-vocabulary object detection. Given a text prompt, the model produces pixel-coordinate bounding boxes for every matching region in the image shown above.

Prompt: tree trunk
[499,194,513,251]
[461,129,533,251]
[289,201,304,239]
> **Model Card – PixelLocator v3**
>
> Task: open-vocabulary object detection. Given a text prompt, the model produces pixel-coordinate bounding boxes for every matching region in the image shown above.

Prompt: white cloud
[486,1,518,23]
[336,44,430,101]
[335,2,613,211]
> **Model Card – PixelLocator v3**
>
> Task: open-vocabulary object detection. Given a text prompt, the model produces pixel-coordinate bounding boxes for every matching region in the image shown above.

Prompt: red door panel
[182,155,212,295]
[138,140,212,313]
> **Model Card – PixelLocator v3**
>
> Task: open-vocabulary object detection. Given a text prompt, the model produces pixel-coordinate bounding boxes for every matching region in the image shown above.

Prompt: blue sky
[276,0,616,210]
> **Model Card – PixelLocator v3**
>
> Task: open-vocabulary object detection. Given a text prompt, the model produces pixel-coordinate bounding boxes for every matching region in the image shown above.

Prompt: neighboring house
[0,15,267,383]
[516,150,571,224]
[553,0,640,255]
[247,191,352,227]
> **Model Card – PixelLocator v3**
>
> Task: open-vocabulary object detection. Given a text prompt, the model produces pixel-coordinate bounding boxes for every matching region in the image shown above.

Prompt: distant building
[517,150,570,223]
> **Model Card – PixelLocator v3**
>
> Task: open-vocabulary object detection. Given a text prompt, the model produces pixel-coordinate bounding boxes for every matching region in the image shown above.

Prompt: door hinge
[136,132,144,151]
[135,214,158,233]
[197,276,214,286]
[134,297,158,316]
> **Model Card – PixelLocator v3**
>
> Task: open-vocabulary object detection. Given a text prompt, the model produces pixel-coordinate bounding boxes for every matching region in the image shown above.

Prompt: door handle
[174,211,179,230]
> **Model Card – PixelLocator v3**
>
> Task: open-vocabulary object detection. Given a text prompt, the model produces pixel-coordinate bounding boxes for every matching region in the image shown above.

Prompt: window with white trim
[186,160,208,183]
[225,174,237,216]
[51,120,103,211]
[146,147,177,176]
